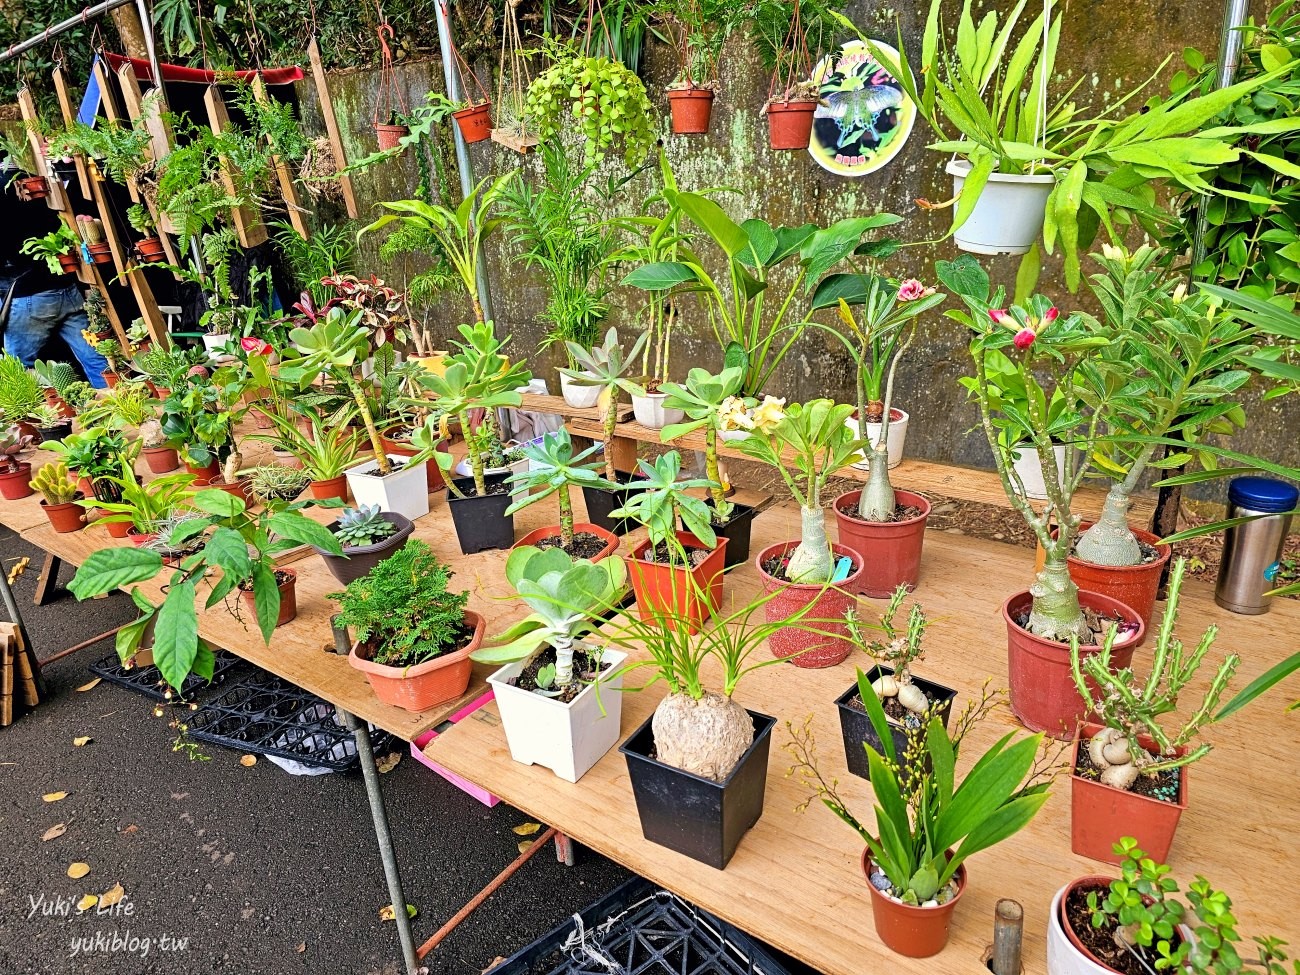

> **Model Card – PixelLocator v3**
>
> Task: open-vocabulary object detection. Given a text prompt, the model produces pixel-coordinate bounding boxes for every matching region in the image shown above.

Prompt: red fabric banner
[105,53,304,86]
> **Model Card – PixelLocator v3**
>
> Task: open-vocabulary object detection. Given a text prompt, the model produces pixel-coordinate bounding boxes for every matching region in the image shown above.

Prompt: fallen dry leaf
[100,883,124,908]
[76,678,101,692]
[42,791,69,803]
[482,957,507,974]
[120,824,138,835]
[378,903,417,922]
[517,840,534,854]
[239,755,257,767]
[73,736,92,747]
[296,943,306,954]
[511,822,542,836]
[77,895,98,911]
[376,752,401,774]
[67,862,90,879]
[41,823,67,842]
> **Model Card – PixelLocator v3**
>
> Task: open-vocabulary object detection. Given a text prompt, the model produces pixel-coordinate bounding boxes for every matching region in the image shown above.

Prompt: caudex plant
[846,585,931,717]
[739,398,865,583]
[559,327,648,482]
[658,366,746,524]
[505,430,606,549]
[1071,558,1239,791]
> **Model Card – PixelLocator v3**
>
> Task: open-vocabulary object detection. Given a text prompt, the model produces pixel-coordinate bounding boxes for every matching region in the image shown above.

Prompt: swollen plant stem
[787,505,833,583]
[349,380,391,476]
[554,633,574,686]
[704,420,731,522]
[859,330,913,522]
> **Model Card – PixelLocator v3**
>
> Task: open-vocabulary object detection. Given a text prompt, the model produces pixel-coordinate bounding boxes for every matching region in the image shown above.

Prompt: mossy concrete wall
[295,0,1296,487]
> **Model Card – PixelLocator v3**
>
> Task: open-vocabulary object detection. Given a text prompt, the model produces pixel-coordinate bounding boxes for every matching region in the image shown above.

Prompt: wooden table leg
[34,553,63,606]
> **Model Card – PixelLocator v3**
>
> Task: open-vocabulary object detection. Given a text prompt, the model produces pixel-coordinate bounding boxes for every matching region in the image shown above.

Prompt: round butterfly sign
[808,38,915,177]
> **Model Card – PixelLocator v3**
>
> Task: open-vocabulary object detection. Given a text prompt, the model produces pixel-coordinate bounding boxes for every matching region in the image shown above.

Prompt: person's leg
[2,290,62,366]
[54,288,108,388]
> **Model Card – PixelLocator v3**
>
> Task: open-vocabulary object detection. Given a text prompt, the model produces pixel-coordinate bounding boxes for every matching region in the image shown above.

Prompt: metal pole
[135,0,167,101]
[340,709,422,975]
[0,0,137,65]
[433,0,495,326]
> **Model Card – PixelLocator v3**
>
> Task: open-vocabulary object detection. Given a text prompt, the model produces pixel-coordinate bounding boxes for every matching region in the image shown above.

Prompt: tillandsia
[1071,558,1239,790]
[846,585,930,715]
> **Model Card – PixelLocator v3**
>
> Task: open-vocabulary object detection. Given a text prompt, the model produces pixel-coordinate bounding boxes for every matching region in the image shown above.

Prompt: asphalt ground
[0,523,637,975]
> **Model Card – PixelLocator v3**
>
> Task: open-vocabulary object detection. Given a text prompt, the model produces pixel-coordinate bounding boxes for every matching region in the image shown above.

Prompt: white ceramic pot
[947,159,1056,256]
[845,409,909,470]
[1011,444,1067,501]
[560,371,602,409]
[488,648,628,783]
[631,392,685,430]
[201,333,231,356]
[344,454,430,521]
[1047,883,1118,975]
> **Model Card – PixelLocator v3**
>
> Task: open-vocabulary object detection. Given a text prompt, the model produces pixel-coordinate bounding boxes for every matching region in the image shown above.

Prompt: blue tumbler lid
[1228,476,1299,514]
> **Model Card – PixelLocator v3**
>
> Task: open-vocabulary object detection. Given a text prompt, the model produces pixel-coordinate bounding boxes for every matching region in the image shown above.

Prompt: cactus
[33,360,78,393]
[847,585,932,715]
[31,462,80,505]
[334,505,398,547]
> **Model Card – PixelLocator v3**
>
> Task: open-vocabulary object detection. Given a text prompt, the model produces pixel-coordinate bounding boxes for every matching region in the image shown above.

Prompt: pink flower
[241,337,273,355]
[1013,328,1037,350]
[1043,306,1059,324]
[897,279,926,302]
[989,309,1011,326]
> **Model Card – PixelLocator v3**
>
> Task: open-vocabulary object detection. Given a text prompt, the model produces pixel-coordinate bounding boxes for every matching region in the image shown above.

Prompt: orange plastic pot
[210,477,250,505]
[862,850,967,958]
[42,496,85,533]
[87,242,113,265]
[184,458,220,485]
[766,99,817,150]
[307,475,348,502]
[627,532,727,634]
[381,434,446,492]
[57,252,80,274]
[142,446,180,474]
[833,489,930,597]
[513,522,620,562]
[134,237,166,261]
[102,371,119,388]
[1064,522,1171,632]
[667,87,715,134]
[755,541,864,668]
[240,568,298,628]
[452,102,493,143]
[0,464,33,501]
[349,610,485,713]
[103,518,132,539]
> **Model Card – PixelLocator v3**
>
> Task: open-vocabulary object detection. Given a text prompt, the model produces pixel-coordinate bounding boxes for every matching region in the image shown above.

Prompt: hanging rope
[372,10,408,125]
[496,0,532,136]
[768,0,811,105]
[1034,0,1051,174]
[437,0,490,106]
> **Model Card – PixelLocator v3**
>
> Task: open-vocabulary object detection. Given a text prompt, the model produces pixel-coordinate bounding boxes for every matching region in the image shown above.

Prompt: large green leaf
[623,262,698,291]
[678,193,749,258]
[267,512,344,555]
[201,526,253,584]
[934,734,1040,851]
[810,273,869,310]
[154,580,199,690]
[189,487,246,517]
[1217,652,1300,719]
[68,548,163,600]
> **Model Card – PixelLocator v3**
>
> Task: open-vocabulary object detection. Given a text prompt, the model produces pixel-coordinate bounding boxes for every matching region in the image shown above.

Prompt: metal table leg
[339,708,422,975]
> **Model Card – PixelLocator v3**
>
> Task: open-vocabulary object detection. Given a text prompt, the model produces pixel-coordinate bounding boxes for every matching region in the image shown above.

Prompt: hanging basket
[766,99,818,150]
[453,102,494,144]
[374,122,410,150]
[667,87,715,135]
[947,159,1055,256]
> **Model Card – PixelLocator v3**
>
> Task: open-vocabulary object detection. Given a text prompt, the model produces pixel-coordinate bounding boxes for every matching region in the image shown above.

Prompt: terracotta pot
[57,252,80,274]
[128,530,158,547]
[87,242,113,265]
[272,448,303,470]
[862,850,967,958]
[375,122,409,150]
[513,522,620,562]
[41,495,85,533]
[667,87,715,134]
[142,446,180,474]
[210,477,250,505]
[349,610,486,713]
[452,102,493,143]
[766,99,818,150]
[184,458,220,485]
[76,475,93,499]
[380,434,446,492]
[307,475,348,502]
[833,489,930,597]
[102,517,132,539]
[1003,589,1145,738]
[627,532,728,634]
[1064,522,1172,632]
[134,237,166,261]
[240,568,298,628]
[755,541,864,668]
[1071,720,1188,864]
[0,464,33,501]
[102,371,119,388]
[18,175,48,199]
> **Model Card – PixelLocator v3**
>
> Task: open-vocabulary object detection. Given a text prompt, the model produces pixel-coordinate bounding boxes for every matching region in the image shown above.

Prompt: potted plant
[248,405,363,503]
[127,203,165,261]
[158,368,245,485]
[30,462,85,532]
[651,0,738,134]
[835,588,958,782]
[940,255,1146,736]
[243,465,311,508]
[818,277,945,597]
[314,504,413,586]
[1068,558,1238,865]
[752,0,829,149]
[740,398,867,667]
[138,419,180,474]
[470,545,628,782]
[332,539,483,712]
[0,426,36,501]
[28,404,70,443]
[43,427,135,506]
[610,451,727,633]
[0,354,45,431]
[32,359,80,419]
[1,132,48,199]
[81,458,195,541]
[788,689,1051,957]
[20,226,81,275]
[506,430,619,560]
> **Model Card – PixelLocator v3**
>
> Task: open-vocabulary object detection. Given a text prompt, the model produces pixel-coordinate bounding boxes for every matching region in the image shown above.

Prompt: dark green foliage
[329,540,470,668]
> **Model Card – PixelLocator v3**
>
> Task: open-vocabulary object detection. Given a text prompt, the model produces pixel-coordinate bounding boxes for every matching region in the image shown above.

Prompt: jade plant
[657,365,746,524]
[560,327,648,481]
[1071,558,1239,790]
[504,430,607,550]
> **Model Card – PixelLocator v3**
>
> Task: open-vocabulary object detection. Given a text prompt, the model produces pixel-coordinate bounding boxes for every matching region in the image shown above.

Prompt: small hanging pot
[667,87,715,134]
[765,99,818,150]
[453,102,493,144]
[374,122,410,150]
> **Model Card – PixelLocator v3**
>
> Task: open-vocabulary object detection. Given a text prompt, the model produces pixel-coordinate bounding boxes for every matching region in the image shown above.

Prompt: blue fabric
[3,285,108,388]
[78,56,102,127]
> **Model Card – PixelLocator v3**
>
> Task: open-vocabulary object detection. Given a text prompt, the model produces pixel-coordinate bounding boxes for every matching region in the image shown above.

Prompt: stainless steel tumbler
[1215,477,1299,615]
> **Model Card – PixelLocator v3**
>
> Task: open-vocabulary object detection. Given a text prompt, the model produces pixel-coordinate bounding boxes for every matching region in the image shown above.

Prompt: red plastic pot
[102,371,119,388]
[381,434,446,492]
[57,252,80,274]
[754,540,864,668]
[184,458,220,485]
[452,102,493,144]
[766,99,817,150]
[210,477,250,506]
[1002,589,1145,738]
[102,517,132,539]
[349,610,485,713]
[1071,720,1188,864]
[134,237,166,261]
[374,122,409,150]
[128,530,157,547]
[862,850,967,958]
[627,532,727,634]
[1065,522,1171,632]
[41,496,85,533]
[833,489,930,597]
[87,242,113,265]
[142,446,180,474]
[307,475,348,502]
[240,568,298,628]
[0,464,33,501]
[18,175,48,200]
[513,522,620,562]
[667,87,715,134]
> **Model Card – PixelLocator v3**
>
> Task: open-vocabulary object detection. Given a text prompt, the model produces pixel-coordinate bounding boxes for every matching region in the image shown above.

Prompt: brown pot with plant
[31,463,85,532]
[0,427,36,501]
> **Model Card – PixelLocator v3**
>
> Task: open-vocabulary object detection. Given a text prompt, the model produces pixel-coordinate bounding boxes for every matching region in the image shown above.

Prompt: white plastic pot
[845,409,909,470]
[202,333,232,356]
[1011,444,1067,501]
[1047,883,1118,975]
[631,392,685,430]
[344,454,430,521]
[947,158,1056,256]
[560,371,602,409]
[488,648,627,783]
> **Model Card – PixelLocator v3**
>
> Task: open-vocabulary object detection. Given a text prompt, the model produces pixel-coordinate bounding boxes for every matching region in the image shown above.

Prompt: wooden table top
[426,501,1300,975]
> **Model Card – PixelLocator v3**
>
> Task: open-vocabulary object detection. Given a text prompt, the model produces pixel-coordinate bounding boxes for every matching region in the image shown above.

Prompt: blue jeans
[2,285,108,388]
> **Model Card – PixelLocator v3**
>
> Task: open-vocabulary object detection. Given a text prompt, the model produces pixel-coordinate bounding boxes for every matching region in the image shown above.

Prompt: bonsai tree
[609,450,718,564]
[505,430,607,550]
[560,327,648,482]
[739,399,865,582]
[846,585,932,717]
[1071,558,1239,790]
[657,365,746,524]
[473,545,628,696]
[68,488,344,689]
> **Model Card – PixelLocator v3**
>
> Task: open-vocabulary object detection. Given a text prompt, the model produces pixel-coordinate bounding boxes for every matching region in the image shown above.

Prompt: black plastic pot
[619,708,775,870]
[686,501,757,569]
[836,665,957,781]
[448,472,515,553]
[314,511,414,585]
[581,471,639,536]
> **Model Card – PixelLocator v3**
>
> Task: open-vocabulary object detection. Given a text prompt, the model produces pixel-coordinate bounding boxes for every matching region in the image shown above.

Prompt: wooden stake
[307,38,359,219]
[252,77,310,239]
[51,68,94,199]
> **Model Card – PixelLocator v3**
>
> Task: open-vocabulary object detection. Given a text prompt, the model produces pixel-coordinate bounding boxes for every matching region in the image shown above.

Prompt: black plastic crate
[89,649,248,703]
[186,669,391,771]
[494,877,807,975]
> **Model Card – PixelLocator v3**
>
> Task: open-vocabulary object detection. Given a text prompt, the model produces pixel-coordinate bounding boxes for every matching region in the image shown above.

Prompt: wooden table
[427,501,1300,975]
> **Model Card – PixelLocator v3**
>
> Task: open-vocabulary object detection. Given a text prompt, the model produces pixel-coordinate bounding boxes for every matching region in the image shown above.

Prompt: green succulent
[334,505,399,547]
[0,355,43,425]
[33,360,78,393]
